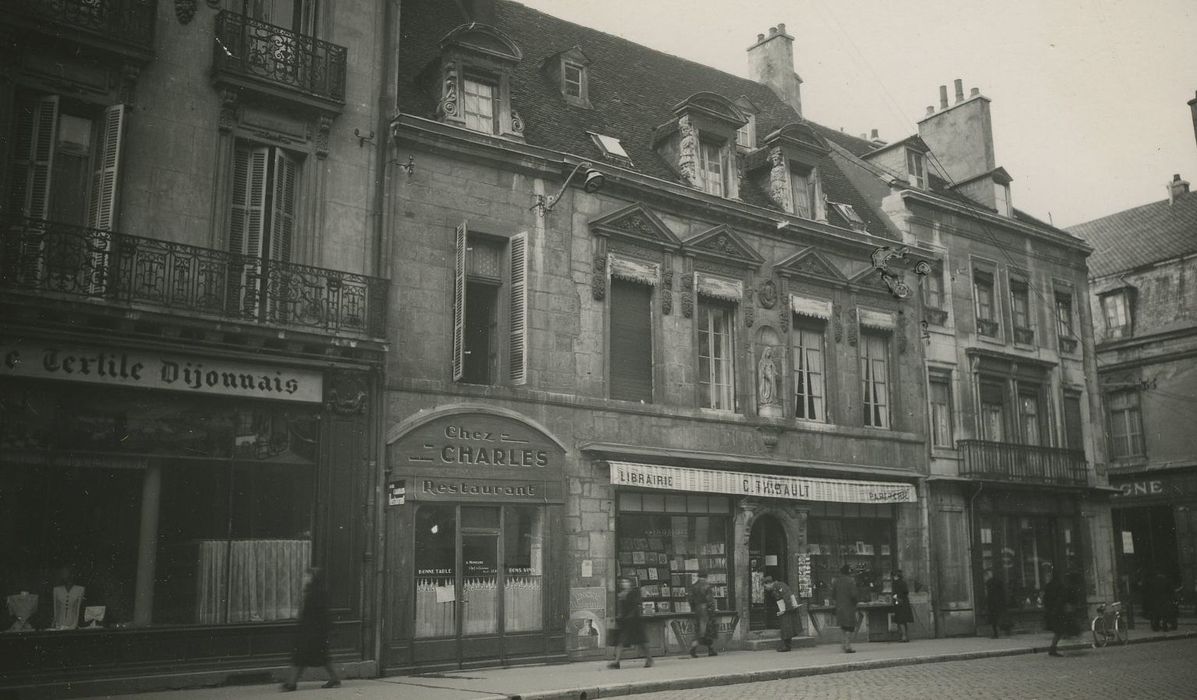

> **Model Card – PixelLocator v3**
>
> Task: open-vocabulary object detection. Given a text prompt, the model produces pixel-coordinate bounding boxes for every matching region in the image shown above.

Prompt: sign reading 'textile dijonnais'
[1,341,323,403]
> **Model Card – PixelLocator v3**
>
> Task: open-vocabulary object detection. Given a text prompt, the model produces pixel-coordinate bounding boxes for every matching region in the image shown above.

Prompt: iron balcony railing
[957,439,1088,487]
[213,10,347,104]
[1,217,386,338]
[7,0,157,53]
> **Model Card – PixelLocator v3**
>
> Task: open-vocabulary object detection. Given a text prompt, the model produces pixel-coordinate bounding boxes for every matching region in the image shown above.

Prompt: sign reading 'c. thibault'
[1,341,323,403]
[609,461,917,504]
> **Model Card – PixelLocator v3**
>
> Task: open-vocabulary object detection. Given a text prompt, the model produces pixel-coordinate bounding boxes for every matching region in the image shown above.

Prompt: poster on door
[567,586,606,655]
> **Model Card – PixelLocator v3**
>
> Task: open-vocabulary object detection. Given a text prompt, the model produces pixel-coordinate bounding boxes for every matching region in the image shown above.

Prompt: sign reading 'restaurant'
[1,341,322,403]
[609,461,917,504]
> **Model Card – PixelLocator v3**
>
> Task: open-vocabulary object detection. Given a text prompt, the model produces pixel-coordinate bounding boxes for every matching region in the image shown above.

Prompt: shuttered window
[9,95,59,221]
[230,143,298,262]
[87,105,125,232]
[452,224,529,385]
[1063,393,1084,451]
[609,279,653,402]
[929,374,953,447]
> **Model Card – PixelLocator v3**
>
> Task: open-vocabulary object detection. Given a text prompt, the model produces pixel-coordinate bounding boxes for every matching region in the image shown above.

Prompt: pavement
[112,624,1197,700]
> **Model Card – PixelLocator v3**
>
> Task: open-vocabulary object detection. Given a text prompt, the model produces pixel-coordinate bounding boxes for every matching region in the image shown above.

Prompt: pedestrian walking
[763,575,800,651]
[609,576,653,669]
[687,570,718,657]
[891,569,913,642]
[1042,565,1076,657]
[281,567,341,691]
[984,570,1007,639]
[831,564,859,653]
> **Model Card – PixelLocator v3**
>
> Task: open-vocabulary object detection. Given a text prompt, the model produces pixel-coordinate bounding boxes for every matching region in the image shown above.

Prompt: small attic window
[736,113,756,150]
[564,62,584,98]
[906,149,927,189]
[829,201,866,231]
[590,132,631,163]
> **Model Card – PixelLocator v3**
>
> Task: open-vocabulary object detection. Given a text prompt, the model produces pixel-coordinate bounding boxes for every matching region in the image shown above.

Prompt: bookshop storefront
[382,406,569,673]
[608,461,920,649]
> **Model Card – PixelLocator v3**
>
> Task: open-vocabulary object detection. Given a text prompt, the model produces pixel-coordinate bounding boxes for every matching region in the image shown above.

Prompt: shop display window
[0,380,320,631]
[616,493,732,614]
[978,513,1082,612]
[805,502,896,605]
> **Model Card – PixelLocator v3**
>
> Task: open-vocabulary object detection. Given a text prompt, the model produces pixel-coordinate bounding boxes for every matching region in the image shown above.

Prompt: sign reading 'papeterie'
[1,340,323,403]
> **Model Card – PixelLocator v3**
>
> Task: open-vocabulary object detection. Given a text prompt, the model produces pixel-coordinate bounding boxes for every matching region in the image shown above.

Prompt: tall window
[860,333,890,428]
[699,140,726,197]
[452,225,528,385]
[1107,390,1144,459]
[792,324,826,421]
[974,269,998,337]
[1101,292,1131,336]
[9,93,124,229]
[1017,389,1042,445]
[1055,292,1074,337]
[1011,280,1033,344]
[462,77,497,134]
[791,165,816,219]
[906,149,927,189]
[1063,392,1084,451]
[229,143,301,319]
[609,279,653,402]
[979,381,1006,441]
[929,374,953,448]
[698,299,736,410]
[922,265,945,311]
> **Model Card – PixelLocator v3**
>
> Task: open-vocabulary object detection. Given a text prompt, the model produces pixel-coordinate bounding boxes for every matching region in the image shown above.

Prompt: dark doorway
[1114,505,1179,619]
[748,515,787,630]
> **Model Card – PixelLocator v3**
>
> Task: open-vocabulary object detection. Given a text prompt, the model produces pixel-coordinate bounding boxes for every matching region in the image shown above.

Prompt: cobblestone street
[634,638,1197,699]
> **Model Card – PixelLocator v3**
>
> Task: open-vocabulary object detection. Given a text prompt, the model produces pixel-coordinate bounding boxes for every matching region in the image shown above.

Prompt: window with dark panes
[1011,280,1033,343]
[1017,388,1043,445]
[698,298,736,410]
[451,225,528,386]
[922,264,945,311]
[860,332,890,428]
[1063,392,1084,451]
[1107,390,1144,459]
[974,269,998,336]
[1055,292,1074,337]
[980,380,1007,441]
[929,373,953,448]
[609,279,653,402]
[792,322,826,421]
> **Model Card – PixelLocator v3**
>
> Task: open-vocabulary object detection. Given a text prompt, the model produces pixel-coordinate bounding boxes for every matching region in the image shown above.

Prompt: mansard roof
[1068,187,1197,278]
[396,0,891,237]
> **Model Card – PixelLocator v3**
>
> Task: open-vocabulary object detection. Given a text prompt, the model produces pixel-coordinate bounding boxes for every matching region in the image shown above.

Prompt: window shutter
[610,279,653,402]
[269,149,298,262]
[508,231,528,385]
[11,95,59,220]
[86,103,125,231]
[229,144,269,258]
[452,221,468,381]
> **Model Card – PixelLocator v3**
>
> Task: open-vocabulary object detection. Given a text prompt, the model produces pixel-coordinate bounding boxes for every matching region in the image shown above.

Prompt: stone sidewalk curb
[508,632,1197,700]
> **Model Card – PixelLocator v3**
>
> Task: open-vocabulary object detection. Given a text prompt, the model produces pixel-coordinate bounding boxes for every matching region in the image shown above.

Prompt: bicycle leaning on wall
[1091,601,1129,648]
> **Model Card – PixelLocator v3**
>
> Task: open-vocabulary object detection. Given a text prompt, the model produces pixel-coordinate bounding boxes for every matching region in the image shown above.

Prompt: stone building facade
[1,1,389,693]
[1069,114,1197,618]
[381,0,936,673]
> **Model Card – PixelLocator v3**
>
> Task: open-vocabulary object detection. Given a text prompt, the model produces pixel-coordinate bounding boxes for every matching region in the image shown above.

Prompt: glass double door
[412,504,543,666]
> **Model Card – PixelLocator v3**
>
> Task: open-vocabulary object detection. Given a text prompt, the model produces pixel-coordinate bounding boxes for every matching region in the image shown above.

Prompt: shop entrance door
[410,504,546,669]
[749,515,787,630]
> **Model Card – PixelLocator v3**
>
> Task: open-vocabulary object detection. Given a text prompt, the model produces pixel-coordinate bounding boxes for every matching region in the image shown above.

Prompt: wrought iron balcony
[3,0,157,62]
[212,10,347,111]
[1,217,386,339]
[957,439,1088,487]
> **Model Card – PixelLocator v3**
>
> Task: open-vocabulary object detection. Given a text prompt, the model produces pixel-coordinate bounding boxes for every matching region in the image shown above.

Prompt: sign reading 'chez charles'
[1,340,323,403]
[388,411,566,504]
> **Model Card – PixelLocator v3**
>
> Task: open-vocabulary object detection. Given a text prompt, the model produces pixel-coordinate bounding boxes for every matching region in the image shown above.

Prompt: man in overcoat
[763,575,800,651]
[831,564,859,653]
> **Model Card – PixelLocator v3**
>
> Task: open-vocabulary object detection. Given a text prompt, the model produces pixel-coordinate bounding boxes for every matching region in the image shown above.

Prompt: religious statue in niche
[757,345,782,418]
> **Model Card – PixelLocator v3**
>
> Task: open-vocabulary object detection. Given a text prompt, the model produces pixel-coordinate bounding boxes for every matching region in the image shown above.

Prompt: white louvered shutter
[87,104,125,231]
[229,145,269,315]
[452,221,468,381]
[269,149,297,263]
[508,231,528,385]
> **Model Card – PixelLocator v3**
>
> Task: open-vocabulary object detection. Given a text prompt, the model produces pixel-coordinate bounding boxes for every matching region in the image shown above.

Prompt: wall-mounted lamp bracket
[531,161,605,216]
[354,128,375,147]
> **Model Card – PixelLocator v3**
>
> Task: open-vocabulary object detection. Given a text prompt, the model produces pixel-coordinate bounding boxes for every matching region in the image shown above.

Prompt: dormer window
[463,76,497,134]
[563,62,584,98]
[906,149,927,189]
[754,123,828,220]
[544,46,592,108]
[434,24,524,139]
[995,182,1012,216]
[736,113,756,150]
[791,164,816,219]
[700,139,728,197]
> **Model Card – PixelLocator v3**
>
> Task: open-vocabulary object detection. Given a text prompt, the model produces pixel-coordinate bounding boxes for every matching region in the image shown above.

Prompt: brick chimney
[917,79,995,185]
[748,24,803,117]
[1168,173,1190,204]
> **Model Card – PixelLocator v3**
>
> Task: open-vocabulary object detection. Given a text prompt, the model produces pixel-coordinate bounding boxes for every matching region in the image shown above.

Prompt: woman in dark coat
[1042,566,1074,657]
[282,568,341,691]
[609,576,652,669]
[891,569,914,642]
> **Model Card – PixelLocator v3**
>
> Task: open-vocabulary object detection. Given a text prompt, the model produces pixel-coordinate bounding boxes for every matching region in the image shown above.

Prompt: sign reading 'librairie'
[609,461,917,504]
[1,341,322,403]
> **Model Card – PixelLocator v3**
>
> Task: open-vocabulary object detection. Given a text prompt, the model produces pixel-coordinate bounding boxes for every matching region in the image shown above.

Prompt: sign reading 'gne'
[1,340,323,403]
[608,462,917,504]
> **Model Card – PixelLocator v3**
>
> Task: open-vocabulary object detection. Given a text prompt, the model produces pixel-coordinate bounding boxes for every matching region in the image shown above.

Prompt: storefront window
[504,506,544,632]
[414,504,457,638]
[616,494,732,614]
[806,503,896,605]
[0,380,320,630]
[978,513,1081,611]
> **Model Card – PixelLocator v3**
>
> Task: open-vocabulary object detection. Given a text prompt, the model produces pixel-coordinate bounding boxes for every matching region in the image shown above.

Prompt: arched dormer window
[434,24,524,139]
[652,92,746,199]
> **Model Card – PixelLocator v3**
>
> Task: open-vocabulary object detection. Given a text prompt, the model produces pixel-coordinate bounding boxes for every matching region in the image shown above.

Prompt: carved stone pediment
[590,203,682,251]
[682,224,765,269]
[775,248,846,282]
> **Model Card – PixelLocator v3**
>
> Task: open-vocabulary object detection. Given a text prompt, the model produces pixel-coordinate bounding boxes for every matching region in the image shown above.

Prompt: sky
[517,0,1197,228]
